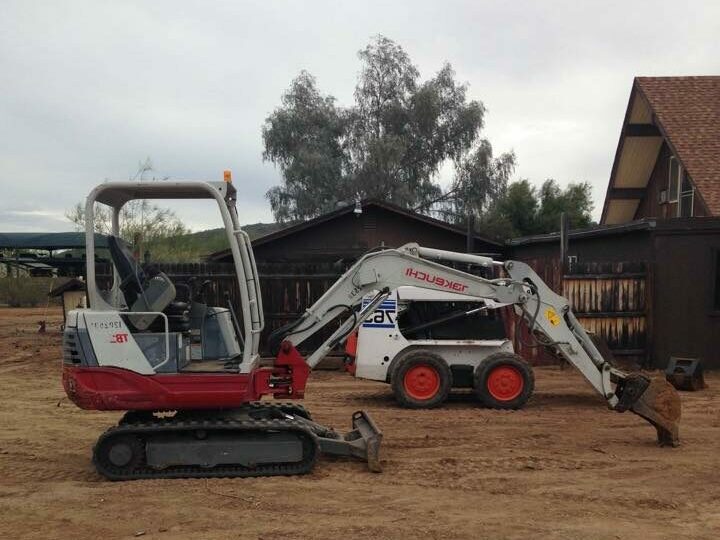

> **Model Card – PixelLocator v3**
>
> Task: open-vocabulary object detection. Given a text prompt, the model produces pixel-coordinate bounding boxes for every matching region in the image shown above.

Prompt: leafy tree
[438,141,516,223]
[264,73,348,223]
[536,179,594,233]
[263,35,505,222]
[478,179,594,239]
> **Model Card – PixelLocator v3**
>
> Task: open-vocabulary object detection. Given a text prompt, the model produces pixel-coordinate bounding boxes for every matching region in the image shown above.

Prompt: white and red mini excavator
[62,179,681,480]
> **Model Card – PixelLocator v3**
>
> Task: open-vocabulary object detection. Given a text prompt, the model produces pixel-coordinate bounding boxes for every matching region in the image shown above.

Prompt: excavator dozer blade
[350,410,383,472]
[618,374,681,447]
[316,410,383,472]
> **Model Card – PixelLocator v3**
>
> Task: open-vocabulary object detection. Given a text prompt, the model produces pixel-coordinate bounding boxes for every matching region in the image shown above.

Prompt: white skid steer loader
[350,287,520,408]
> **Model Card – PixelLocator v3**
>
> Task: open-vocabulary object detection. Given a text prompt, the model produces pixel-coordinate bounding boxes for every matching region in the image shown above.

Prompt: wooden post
[560,212,569,273]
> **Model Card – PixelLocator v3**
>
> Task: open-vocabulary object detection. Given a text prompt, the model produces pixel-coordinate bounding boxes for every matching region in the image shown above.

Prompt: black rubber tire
[474,352,534,410]
[390,350,452,409]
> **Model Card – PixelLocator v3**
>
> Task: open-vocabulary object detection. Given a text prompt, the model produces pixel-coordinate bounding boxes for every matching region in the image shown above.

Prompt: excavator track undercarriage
[93,402,382,480]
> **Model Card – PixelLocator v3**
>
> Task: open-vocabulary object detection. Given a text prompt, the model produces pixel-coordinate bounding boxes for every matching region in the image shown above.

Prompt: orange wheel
[391,350,452,408]
[475,352,534,410]
[403,364,441,401]
[486,365,524,401]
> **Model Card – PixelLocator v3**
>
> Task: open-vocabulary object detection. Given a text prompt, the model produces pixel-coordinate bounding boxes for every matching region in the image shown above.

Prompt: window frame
[668,156,680,203]
[678,168,695,218]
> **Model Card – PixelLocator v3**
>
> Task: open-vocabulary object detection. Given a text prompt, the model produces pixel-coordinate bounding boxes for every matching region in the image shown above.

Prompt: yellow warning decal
[544,308,561,326]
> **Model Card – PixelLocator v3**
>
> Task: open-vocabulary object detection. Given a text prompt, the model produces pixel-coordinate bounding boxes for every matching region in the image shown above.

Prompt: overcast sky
[1,0,718,232]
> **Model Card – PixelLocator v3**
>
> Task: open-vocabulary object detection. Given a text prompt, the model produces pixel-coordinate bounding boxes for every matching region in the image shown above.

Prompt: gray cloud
[1,0,718,231]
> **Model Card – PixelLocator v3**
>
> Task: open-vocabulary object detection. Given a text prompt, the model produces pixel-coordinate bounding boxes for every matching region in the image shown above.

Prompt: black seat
[107,236,187,331]
[107,235,147,307]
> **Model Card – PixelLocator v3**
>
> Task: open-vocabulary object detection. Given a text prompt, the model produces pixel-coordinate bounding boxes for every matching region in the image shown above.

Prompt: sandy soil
[1,307,719,540]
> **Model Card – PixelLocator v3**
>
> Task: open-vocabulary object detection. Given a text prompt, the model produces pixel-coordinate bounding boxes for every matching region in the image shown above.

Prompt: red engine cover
[62,341,310,411]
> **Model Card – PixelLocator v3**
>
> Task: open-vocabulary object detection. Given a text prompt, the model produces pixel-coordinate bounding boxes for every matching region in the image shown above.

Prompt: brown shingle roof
[636,76,720,214]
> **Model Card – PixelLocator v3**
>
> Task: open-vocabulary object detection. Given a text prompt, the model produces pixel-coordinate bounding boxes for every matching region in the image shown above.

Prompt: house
[602,76,720,224]
[208,199,503,267]
[511,76,720,369]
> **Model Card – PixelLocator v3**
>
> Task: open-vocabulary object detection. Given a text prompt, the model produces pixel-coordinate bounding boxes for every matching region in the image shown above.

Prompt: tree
[478,179,594,239]
[263,35,505,222]
[438,141,516,224]
[66,158,190,258]
[263,72,348,223]
[536,179,594,233]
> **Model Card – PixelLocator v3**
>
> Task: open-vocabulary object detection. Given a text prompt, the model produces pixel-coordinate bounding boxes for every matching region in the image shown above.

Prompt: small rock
[134,531,146,537]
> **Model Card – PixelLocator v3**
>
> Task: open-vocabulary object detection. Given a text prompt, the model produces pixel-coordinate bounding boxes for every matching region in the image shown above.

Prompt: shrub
[0,277,62,307]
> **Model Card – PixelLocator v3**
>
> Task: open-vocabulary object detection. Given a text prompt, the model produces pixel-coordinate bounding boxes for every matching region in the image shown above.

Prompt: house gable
[601,76,720,224]
[208,200,502,263]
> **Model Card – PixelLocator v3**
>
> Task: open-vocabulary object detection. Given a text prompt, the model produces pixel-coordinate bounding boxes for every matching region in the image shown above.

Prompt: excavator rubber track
[94,403,382,480]
[94,408,319,481]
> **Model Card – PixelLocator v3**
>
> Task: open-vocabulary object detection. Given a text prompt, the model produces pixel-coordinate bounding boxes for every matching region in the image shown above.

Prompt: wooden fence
[509,259,649,366]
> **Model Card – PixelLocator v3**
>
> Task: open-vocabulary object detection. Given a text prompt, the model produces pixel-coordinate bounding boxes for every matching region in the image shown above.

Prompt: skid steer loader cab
[355,287,511,381]
[353,287,534,409]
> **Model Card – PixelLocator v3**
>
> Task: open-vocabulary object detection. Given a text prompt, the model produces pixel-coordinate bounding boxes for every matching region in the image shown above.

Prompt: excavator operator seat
[107,235,177,330]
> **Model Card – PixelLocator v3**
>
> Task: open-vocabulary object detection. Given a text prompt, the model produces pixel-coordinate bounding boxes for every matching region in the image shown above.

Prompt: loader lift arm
[270,243,680,446]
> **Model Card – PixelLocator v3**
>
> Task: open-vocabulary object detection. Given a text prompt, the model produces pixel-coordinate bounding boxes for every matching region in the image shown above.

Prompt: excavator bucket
[587,334,681,446]
[617,374,681,447]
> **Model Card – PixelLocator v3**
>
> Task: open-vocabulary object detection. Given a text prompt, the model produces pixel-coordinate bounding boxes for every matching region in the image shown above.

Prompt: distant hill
[147,222,287,262]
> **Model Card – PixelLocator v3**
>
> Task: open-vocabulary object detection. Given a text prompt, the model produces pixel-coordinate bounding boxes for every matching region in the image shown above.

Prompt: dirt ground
[1,307,719,540]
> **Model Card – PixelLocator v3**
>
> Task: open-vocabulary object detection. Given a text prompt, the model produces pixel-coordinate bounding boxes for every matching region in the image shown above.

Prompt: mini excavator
[62,179,681,480]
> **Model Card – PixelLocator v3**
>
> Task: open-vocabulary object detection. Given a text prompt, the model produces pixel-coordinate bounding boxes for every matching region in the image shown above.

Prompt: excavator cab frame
[82,180,263,370]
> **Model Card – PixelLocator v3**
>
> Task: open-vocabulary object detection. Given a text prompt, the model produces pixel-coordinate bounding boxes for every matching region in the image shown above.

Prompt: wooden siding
[508,259,649,366]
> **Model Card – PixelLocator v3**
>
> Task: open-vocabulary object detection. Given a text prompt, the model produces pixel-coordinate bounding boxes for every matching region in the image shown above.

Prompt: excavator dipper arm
[271,243,680,446]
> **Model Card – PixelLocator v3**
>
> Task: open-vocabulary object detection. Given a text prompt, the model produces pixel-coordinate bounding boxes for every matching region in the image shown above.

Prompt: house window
[668,156,679,203]
[679,170,694,217]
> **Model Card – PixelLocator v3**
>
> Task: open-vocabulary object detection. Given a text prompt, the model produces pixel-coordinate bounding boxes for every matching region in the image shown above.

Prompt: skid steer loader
[349,287,519,408]
[62,178,681,480]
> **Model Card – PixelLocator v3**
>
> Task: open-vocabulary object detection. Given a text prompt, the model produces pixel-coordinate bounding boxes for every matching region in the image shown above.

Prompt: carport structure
[0,232,109,277]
